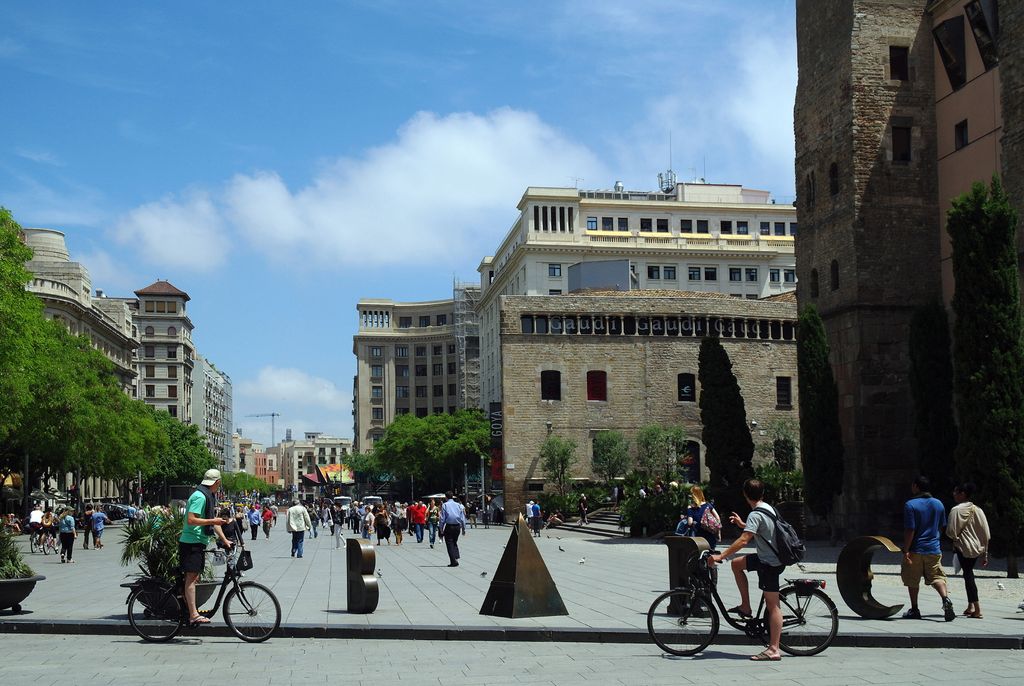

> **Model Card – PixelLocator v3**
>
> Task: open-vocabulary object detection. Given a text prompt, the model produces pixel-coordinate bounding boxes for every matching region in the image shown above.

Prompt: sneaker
[942,597,956,622]
[902,607,922,619]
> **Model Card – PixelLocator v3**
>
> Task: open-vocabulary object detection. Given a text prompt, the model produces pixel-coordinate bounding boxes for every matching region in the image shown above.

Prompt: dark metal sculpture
[346,538,378,613]
[479,514,568,618]
[836,535,904,619]
[663,536,710,613]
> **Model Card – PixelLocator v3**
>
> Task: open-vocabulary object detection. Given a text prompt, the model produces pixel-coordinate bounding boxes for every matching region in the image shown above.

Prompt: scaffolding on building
[453,279,481,411]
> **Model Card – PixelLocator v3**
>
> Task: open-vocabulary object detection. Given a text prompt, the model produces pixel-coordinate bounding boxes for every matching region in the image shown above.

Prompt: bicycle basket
[237,550,254,571]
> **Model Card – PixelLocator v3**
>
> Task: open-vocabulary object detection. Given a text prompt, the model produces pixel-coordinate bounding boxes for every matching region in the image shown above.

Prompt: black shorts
[179,542,206,574]
[745,554,785,593]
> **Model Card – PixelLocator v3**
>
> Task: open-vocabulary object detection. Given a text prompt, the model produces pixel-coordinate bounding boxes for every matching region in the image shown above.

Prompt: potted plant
[120,510,217,607]
[0,528,45,613]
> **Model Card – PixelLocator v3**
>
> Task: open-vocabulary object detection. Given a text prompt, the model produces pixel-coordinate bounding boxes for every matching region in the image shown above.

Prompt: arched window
[144,326,154,335]
[829,162,839,195]
[677,373,696,402]
[586,370,607,401]
[810,269,820,298]
[540,370,561,401]
[167,326,177,336]
[805,171,816,208]
[830,260,840,291]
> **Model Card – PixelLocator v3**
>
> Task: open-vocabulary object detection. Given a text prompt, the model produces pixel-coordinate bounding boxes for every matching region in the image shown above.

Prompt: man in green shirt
[179,469,231,625]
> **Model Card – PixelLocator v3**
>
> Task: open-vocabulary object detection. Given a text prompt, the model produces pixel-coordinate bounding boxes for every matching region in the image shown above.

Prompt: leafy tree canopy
[540,435,577,497]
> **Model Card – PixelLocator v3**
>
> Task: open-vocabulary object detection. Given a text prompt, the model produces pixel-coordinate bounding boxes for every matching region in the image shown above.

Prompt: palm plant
[120,510,212,581]
[0,528,34,580]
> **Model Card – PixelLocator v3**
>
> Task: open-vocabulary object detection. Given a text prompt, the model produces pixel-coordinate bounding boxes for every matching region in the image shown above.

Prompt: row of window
[371,404,460,421]
[549,262,796,285]
[808,260,840,297]
[585,217,798,237]
[396,314,448,328]
[538,370,793,407]
[142,344,179,359]
[370,362,458,378]
[142,325,177,336]
[144,384,178,399]
[934,3,998,91]
[373,383,458,399]
[520,314,796,341]
[143,365,177,379]
[369,344,456,358]
[142,300,179,314]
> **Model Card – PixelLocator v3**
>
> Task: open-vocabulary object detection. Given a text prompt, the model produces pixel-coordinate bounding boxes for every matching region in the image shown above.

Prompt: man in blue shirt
[901,475,955,621]
[439,492,467,567]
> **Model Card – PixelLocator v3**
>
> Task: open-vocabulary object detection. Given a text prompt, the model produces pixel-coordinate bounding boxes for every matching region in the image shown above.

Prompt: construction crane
[245,412,281,447]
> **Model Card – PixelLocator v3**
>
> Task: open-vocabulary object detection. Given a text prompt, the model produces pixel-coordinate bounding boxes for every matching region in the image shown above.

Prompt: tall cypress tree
[948,177,1024,577]
[796,305,844,528]
[908,302,958,508]
[698,336,753,513]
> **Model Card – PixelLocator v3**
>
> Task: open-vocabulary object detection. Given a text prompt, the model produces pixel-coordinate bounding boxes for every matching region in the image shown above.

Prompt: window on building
[934,16,967,89]
[664,266,677,280]
[721,220,733,235]
[955,120,969,151]
[618,217,629,231]
[677,373,696,402]
[168,405,177,418]
[371,365,383,377]
[892,125,912,162]
[144,345,154,359]
[432,407,444,415]
[431,345,441,356]
[372,432,384,444]
[647,266,661,280]
[704,267,718,281]
[737,221,749,235]
[448,383,456,396]
[810,269,819,297]
[586,216,598,230]
[746,268,759,282]
[436,314,447,326]
[415,345,426,356]
[167,302,177,313]
[548,264,561,277]
[729,267,742,282]
[168,366,177,379]
[166,345,177,359]
[396,385,409,398]
[370,346,382,357]
[680,219,693,233]
[448,343,455,354]
[397,365,409,377]
[774,222,786,236]
[760,221,771,236]
[830,259,840,291]
[889,45,909,81]
[396,345,408,357]
[789,223,798,236]
[415,385,427,398]
[965,0,999,70]
[639,218,652,232]
[433,385,443,397]
[784,269,796,284]
[433,363,443,375]
[166,385,176,398]
[371,386,383,399]
[167,326,176,336]
[399,317,412,328]
[145,384,155,398]
[696,220,709,234]
[770,269,781,283]
[776,376,793,408]
[155,301,166,313]
[448,361,456,374]
[829,163,839,195]
[548,289,562,295]
[541,370,561,400]
[416,407,428,418]
[806,171,816,208]
[395,407,409,415]
[419,316,430,327]
[145,301,155,312]
[745,294,758,300]
[145,365,155,378]
[602,216,614,230]
[415,365,427,377]
[688,267,701,281]
[656,218,669,232]
[586,370,607,401]
[144,326,154,335]
[372,407,384,420]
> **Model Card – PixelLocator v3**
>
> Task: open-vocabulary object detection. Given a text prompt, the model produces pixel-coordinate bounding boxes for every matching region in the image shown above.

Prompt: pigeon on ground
[480,571,488,578]
[997,582,1006,591]
[578,557,586,564]
[1017,599,1024,612]
[558,546,565,552]
[797,563,808,573]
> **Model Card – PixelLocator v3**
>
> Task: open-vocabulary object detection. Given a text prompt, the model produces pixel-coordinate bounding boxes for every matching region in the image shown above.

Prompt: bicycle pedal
[197,609,214,617]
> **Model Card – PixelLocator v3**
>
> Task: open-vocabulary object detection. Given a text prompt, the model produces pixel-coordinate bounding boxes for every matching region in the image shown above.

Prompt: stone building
[192,355,233,471]
[495,291,799,514]
[794,0,1008,531]
[1001,1,1024,248]
[130,280,196,423]
[275,432,352,499]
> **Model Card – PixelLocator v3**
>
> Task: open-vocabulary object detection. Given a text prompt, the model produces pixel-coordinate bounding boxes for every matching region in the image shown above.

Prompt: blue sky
[1,1,797,447]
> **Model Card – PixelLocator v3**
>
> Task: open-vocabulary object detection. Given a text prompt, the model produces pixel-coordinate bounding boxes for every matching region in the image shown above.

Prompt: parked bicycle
[125,546,281,643]
[647,550,838,657]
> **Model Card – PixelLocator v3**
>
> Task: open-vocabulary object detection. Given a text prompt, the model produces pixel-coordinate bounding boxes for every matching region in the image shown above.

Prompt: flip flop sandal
[727,606,753,618]
[750,650,781,662]
[189,616,212,626]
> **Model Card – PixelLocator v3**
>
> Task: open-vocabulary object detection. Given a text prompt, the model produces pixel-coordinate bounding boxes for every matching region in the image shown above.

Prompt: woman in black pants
[58,508,78,563]
[947,482,991,619]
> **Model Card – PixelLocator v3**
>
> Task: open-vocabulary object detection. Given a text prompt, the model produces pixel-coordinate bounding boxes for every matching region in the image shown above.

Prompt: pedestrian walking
[362,506,374,540]
[309,503,319,538]
[287,499,312,558]
[90,507,111,549]
[331,502,346,549]
[392,502,407,545]
[350,502,362,534]
[439,491,467,567]
[409,500,425,543]
[321,503,333,535]
[374,506,391,545]
[261,505,273,539]
[247,505,261,541]
[530,501,542,537]
[58,507,77,563]
[427,498,440,548]
[947,482,991,619]
[578,494,589,525]
[900,476,956,621]
[271,503,279,526]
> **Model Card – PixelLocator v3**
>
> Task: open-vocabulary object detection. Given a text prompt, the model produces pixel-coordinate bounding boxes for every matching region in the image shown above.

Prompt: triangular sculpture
[479,514,568,618]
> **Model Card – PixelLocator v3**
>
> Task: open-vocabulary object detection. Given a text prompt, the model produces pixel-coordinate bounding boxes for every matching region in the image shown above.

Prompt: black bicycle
[125,547,281,643]
[647,550,838,657]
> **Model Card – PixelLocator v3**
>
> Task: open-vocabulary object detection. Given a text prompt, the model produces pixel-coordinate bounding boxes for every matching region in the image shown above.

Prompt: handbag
[237,550,254,572]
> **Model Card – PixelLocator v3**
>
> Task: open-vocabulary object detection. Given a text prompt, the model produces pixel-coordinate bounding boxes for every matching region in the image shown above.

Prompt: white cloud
[15,148,62,166]
[726,34,797,170]
[113,189,229,270]
[237,366,349,410]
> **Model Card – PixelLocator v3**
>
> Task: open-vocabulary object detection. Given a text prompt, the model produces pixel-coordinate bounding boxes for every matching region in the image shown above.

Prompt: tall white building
[476,182,799,408]
[130,280,196,422]
[192,355,233,471]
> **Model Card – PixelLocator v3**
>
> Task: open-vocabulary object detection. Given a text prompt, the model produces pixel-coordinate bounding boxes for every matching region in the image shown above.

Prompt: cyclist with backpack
[708,478,801,662]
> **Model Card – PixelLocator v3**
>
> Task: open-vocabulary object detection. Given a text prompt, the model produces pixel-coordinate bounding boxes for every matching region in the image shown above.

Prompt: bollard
[346,538,378,613]
[663,536,709,613]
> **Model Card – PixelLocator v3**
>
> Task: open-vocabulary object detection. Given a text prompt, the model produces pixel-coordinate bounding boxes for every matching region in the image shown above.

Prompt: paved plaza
[3,520,1024,648]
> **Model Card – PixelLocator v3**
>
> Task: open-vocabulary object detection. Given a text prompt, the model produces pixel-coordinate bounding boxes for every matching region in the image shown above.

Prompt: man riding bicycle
[708,479,786,662]
[179,469,233,626]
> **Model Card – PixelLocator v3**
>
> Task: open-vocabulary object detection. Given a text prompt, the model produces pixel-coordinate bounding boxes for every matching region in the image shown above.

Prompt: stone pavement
[0,633,1021,686]
[2,521,1023,648]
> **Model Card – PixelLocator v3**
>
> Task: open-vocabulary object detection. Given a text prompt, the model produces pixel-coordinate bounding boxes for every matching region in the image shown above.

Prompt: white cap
[201,468,222,486]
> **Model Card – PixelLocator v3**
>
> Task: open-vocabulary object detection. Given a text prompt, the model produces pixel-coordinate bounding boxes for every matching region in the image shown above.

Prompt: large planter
[122,579,218,609]
[0,575,46,613]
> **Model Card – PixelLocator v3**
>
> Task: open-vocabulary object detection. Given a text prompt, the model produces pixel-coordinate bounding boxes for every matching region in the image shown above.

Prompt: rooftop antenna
[658,131,676,194]
[567,176,584,188]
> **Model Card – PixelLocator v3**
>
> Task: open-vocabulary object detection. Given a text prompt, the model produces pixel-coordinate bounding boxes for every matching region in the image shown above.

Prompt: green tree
[147,409,216,493]
[797,305,844,531]
[347,451,390,495]
[634,425,667,479]
[698,336,754,512]
[221,471,271,496]
[948,177,1024,577]
[909,302,958,507]
[540,435,577,497]
[591,430,631,484]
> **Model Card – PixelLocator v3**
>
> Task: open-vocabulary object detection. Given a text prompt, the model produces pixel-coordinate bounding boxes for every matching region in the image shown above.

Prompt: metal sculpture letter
[835,535,904,619]
[346,538,379,613]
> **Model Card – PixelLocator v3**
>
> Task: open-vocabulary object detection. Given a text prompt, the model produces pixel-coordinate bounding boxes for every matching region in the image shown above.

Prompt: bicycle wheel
[41,535,51,555]
[223,581,281,643]
[127,584,183,642]
[29,534,38,554]
[647,589,718,656]
[778,587,838,656]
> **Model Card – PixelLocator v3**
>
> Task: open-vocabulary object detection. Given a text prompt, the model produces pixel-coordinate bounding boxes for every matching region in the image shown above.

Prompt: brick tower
[794,0,940,532]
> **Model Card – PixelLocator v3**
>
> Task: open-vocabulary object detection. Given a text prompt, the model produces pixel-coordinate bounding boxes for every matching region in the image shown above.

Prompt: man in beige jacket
[286,499,312,558]
[946,482,991,619]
